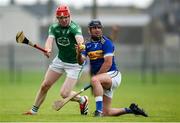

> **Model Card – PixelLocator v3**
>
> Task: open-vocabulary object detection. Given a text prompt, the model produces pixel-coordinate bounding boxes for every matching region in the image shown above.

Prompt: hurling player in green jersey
[24,5,88,115]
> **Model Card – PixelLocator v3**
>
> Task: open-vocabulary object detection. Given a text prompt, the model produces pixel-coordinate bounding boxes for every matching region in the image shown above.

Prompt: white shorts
[104,71,122,98]
[49,56,82,79]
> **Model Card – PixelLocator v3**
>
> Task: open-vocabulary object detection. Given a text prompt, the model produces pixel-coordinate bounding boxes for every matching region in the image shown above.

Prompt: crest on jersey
[57,37,70,46]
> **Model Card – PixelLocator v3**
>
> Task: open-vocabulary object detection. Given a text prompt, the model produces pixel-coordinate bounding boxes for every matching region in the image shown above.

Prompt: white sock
[30,105,39,114]
[30,109,37,114]
[79,96,86,104]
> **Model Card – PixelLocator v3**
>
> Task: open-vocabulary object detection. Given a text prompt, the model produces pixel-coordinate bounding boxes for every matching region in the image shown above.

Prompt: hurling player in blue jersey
[76,19,148,117]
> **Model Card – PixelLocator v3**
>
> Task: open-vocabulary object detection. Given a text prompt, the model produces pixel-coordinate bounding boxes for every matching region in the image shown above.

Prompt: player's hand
[75,44,85,53]
[75,44,86,65]
[44,49,51,58]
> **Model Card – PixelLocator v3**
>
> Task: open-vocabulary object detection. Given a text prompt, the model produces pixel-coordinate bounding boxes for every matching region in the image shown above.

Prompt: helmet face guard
[88,19,103,41]
[56,5,70,17]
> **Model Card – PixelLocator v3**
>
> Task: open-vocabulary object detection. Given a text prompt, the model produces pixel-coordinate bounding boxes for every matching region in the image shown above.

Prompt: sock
[125,108,133,113]
[95,96,103,112]
[79,96,86,104]
[31,105,39,114]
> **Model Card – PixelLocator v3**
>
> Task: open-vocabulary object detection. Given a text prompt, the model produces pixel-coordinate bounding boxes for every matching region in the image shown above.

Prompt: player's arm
[96,56,112,74]
[97,39,114,74]
[73,24,84,45]
[44,36,54,58]
[74,25,86,65]
[44,25,55,58]
[75,35,84,45]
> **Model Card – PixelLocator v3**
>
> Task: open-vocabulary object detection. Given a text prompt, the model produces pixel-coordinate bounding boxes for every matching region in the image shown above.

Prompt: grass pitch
[0,70,180,122]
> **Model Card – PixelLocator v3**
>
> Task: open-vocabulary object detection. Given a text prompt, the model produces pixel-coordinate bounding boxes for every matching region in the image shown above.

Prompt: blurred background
[0,0,180,83]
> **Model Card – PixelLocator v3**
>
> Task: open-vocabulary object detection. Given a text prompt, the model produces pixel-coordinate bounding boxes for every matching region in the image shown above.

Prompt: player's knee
[60,90,69,98]
[103,109,110,116]
[91,76,99,85]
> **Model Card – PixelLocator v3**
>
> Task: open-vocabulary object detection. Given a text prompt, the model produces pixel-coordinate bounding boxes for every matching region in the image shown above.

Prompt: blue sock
[96,101,103,112]
[95,96,103,112]
[125,108,133,113]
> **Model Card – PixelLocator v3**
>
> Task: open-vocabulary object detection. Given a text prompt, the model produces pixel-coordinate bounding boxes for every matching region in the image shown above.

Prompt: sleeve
[103,39,114,57]
[71,24,83,36]
[48,25,55,38]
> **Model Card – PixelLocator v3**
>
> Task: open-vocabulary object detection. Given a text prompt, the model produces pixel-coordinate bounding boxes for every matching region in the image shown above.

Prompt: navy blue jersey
[82,36,118,75]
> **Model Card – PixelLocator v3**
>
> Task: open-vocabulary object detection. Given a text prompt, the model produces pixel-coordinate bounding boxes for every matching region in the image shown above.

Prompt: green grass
[0,70,180,122]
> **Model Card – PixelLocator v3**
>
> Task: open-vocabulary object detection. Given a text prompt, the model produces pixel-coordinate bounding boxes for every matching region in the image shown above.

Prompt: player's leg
[60,77,80,99]
[103,99,148,117]
[103,71,148,117]
[92,71,122,116]
[24,56,63,115]
[34,69,62,107]
[103,95,128,116]
[60,77,89,115]
[91,73,112,116]
[60,62,82,100]
[24,69,62,115]
[102,71,131,116]
[60,63,88,115]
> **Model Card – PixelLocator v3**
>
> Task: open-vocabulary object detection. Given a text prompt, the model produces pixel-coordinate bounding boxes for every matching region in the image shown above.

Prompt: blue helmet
[88,19,103,28]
